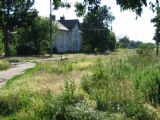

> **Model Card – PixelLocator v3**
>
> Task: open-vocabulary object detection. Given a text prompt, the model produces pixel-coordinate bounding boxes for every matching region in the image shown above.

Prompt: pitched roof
[53,21,69,31]
[58,19,80,30]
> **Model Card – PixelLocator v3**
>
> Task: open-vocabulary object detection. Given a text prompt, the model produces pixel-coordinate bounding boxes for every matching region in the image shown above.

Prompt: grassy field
[0,49,160,120]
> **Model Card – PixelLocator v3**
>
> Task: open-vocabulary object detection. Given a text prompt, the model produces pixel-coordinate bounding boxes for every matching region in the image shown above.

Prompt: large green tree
[119,36,130,48]
[82,5,115,52]
[0,0,37,56]
[15,17,58,55]
[151,2,160,56]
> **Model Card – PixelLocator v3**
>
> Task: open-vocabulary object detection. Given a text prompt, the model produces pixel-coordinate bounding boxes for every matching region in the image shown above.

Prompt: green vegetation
[0,30,4,55]
[117,36,155,50]
[0,0,37,56]
[0,50,160,119]
[0,60,9,71]
[15,16,58,55]
[75,0,157,17]
[151,5,160,56]
[82,5,116,53]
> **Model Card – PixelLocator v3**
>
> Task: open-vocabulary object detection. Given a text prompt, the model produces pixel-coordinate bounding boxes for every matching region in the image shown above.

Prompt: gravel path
[0,62,35,86]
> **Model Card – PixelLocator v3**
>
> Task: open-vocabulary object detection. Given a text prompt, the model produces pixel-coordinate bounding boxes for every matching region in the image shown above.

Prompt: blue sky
[34,0,156,43]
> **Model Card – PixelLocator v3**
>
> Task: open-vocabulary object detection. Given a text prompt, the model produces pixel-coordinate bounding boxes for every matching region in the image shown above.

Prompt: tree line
[117,36,155,49]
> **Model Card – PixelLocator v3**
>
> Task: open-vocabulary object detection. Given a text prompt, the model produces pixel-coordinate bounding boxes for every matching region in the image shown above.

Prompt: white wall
[71,24,81,52]
[53,23,81,53]
[54,30,69,53]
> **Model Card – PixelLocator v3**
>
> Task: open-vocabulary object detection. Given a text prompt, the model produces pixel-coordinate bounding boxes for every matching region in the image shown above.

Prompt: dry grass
[1,49,160,120]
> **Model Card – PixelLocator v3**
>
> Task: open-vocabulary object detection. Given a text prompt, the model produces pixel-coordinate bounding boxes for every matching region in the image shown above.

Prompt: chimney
[60,16,65,21]
[52,15,56,21]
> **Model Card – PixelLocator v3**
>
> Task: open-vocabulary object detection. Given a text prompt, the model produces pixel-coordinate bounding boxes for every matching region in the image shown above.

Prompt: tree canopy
[15,17,58,55]
[151,5,160,55]
[82,5,116,52]
[0,0,37,56]
[75,0,159,16]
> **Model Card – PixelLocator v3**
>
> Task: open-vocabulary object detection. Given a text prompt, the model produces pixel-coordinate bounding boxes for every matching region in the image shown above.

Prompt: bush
[136,43,154,56]
[15,17,58,55]
[41,79,77,120]
[0,60,9,71]
[0,89,35,116]
[135,64,160,106]
[9,44,17,56]
[125,102,153,120]
[81,58,142,113]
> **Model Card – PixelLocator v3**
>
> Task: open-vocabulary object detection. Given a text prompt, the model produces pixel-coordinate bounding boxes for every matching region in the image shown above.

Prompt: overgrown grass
[0,50,160,120]
[81,54,160,120]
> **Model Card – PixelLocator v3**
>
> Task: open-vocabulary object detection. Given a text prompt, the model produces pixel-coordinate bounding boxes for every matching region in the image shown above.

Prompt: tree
[108,32,116,51]
[151,2,160,55]
[0,0,37,56]
[119,36,130,48]
[52,0,70,9]
[0,30,3,55]
[75,0,160,16]
[15,17,58,55]
[82,5,115,52]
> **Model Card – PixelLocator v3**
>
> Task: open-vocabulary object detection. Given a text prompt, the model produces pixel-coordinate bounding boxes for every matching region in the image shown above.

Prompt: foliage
[118,36,130,48]
[81,55,160,119]
[136,43,154,55]
[0,0,38,56]
[82,5,116,52]
[15,17,58,55]
[135,64,160,106]
[75,0,101,16]
[82,58,142,112]
[0,60,9,71]
[75,2,86,17]
[108,32,116,51]
[0,51,160,119]
[124,102,152,120]
[151,6,160,55]
[117,36,155,50]
[75,0,159,16]
[52,0,70,10]
[0,30,3,55]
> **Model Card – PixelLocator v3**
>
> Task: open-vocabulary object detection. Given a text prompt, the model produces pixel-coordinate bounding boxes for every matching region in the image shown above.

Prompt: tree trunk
[3,29,11,57]
[156,41,159,56]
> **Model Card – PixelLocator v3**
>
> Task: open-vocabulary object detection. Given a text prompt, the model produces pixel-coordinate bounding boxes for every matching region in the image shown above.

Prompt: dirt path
[0,62,35,86]
[0,56,68,86]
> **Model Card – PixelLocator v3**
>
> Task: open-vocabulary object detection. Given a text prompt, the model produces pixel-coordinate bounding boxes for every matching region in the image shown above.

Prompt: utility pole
[50,0,53,57]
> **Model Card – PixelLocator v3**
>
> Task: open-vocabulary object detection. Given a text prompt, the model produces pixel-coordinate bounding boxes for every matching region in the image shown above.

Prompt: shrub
[135,64,160,106]
[0,60,9,71]
[81,58,142,113]
[136,43,154,56]
[124,102,153,120]
[0,89,35,116]
[9,44,17,56]
[16,17,58,55]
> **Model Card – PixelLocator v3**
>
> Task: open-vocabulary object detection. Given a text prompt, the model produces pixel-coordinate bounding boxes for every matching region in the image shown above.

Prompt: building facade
[53,16,81,53]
